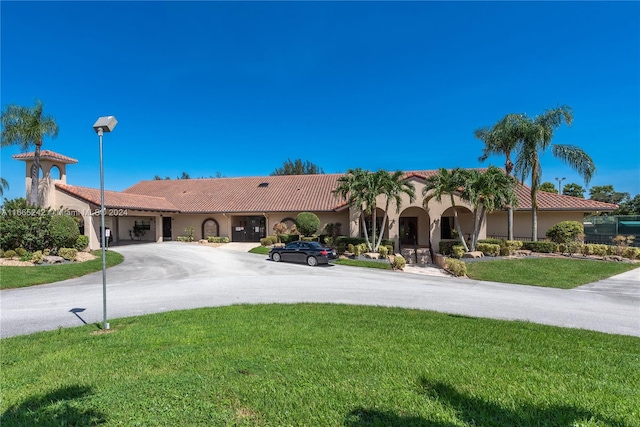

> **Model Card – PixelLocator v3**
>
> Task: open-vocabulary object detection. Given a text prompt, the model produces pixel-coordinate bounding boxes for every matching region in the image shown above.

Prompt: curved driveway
[1,242,638,338]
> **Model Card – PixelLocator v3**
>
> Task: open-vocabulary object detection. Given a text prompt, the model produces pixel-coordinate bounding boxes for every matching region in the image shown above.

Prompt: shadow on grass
[345,378,627,427]
[1,384,105,426]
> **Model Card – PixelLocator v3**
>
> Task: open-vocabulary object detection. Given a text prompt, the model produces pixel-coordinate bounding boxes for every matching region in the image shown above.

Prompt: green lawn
[0,250,124,289]
[465,257,639,288]
[1,304,637,426]
[333,258,392,270]
[249,246,271,255]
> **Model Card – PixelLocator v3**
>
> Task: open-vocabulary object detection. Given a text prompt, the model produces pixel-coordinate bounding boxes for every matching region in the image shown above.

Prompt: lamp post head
[93,116,118,134]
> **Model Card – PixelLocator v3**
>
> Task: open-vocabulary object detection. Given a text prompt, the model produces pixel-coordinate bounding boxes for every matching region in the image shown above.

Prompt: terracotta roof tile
[13,150,78,164]
[123,174,345,213]
[56,184,180,212]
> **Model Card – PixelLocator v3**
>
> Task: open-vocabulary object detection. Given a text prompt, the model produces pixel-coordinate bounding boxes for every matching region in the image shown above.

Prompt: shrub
[0,198,54,251]
[353,244,363,256]
[337,243,346,254]
[184,226,195,242]
[582,244,608,257]
[623,247,640,260]
[558,242,583,256]
[451,245,465,259]
[476,243,500,257]
[505,240,523,254]
[522,241,557,253]
[260,236,277,246]
[58,247,78,261]
[207,236,229,243]
[446,258,467,277]
[75,235,89,251]
[391,255,406,270]
[612,235,635,256]
[20,251,33,261]
[546,221,584,245]
[15,247,27,257]
[439,241,457,256]
[49,214,80,249]
[3,250,17,258]
[385,245,394,255]
[347,244,355,254]
[477,238,505,246]
[32,250,43,264]
[43,248,51,256]
[378,246,389,259]
[336,237,367,247]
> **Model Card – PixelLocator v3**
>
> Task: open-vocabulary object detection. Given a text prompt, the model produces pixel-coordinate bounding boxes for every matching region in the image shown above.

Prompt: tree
[271,159,324,175]
[589,185,629,205]
[513,105,596,241]
[476,113,522,240]
[562,183,585,198]
[422,168,470,252]
[333,168,377,251]
[295,212,320,236]
[374,170,416,251]
[1,99,59,207]
[0,178,8,197]
[177,172,191,180]
[614,194,640,215]
[539,182,558,193]
[458,167,518,252]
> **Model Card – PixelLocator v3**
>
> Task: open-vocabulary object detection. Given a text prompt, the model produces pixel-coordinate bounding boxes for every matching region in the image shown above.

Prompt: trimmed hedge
[391,255,406,270]
[207,236,230,243]
[521,241,557,253]
[75,235,89,251]
[58,247,78,261]
[446,258,467,277]
[476,243,500,257]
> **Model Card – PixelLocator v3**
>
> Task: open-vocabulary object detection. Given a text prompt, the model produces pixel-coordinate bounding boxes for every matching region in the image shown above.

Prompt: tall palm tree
[1,100,59,206]
[475,113,523,240]
[514,105,595,241]
[374,170,416,251]
[459,167,518,251]
[0,177,8,197]
[422,168,469,252]
[333,168,375,251]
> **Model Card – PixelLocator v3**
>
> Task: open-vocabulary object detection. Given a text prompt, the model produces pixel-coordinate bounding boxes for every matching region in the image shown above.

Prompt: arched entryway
[398,206,430,248]
[202,218,219,239]
[440,206,473,243]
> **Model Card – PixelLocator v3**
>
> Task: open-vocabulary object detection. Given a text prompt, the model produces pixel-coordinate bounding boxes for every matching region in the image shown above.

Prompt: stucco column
[155,215,163,242]
[349,207,360,238]
[387,214,400,253]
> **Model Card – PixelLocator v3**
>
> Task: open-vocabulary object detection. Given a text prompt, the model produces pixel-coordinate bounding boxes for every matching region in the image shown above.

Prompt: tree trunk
[360,211,372,250]
[370,208,377,252]
[532,206,538,242]
[472,206,487,252]
[507,207,514,241]
[452,207,469,252]
[375,201,390,252]
[29,144,41,206]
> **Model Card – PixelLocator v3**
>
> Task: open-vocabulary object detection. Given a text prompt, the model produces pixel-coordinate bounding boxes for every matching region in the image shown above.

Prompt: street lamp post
[555,177,566,195]
[93,116,118,330]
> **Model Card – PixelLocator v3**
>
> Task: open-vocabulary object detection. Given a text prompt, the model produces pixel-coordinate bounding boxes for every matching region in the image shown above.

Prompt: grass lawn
[1,304,638,426]
[465,257,639,289]
[333,258,392,270]
[249,246,271,255]
[0,250,124,290]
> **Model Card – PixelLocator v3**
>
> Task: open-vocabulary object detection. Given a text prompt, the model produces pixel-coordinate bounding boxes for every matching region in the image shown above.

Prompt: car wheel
[272,252,281,262]
[307,256,318,266]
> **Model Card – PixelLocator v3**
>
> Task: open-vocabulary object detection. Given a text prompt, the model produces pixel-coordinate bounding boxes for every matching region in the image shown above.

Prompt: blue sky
[1,1,638,202]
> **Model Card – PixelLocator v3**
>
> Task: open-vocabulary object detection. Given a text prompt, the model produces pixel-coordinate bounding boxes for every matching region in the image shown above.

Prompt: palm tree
[374,170,416,251]
[459,167,518,251]
[334,168,375,251]
[422,168,470,252]
[0,178,8,197]
[514,105,595,241]
[1,100,58,206]
[475,113,523,240]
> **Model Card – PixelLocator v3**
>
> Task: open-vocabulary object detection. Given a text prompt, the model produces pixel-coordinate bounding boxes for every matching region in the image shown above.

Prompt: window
[441,216,454,239]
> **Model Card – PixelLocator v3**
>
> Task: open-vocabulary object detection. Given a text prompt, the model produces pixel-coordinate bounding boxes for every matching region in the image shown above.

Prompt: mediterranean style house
[14,150,617,252]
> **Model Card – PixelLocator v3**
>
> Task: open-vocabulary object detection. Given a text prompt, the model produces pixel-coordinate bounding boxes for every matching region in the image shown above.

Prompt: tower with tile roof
[12,150,78,208]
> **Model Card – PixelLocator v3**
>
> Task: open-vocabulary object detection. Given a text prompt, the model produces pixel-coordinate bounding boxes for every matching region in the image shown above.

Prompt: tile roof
[56,171,617,214]
[56,184,180,212]
[123,174,345,213]
[13,150,78,164]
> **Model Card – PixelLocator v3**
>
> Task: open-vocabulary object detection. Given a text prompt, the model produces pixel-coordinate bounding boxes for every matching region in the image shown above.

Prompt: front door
[163,217,172,240]
[400,217,418,246]
[232,216,266,242]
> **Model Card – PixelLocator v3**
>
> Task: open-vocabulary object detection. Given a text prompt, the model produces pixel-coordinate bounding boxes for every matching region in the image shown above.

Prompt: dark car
[269,241,337,266]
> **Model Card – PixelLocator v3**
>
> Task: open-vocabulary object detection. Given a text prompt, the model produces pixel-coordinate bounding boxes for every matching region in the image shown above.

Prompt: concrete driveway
[1,242,638,338]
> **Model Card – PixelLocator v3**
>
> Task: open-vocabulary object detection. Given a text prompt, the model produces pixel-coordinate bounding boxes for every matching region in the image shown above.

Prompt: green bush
[32,250,43,264]
[623,247,640,260]
[378,246,389,258]
[0,198,54,251]
[347,244,355,254]
[75,235,89,251]
[546,221,584,245]
[260,237,276,246]
[385,245,394,255]
[477,238,506,246]
[451,245,465,259]
[207,236,229,243]
[391,255,406,270]
[439,241,457,255]
[15,247,27,257]
[335,237,367,247]
[558,242,583,256]
[3,250,17,258]
[184,226,195,242]
[476,243,500,257]
[295,212,320,237]
[446,258,467,277]
[58,247,78,261]
[353,244,363,256]
[337,243,346,254]
[505,240,523,253]
[43,248,51,256]
[49,214,80,249]
[522,241,557,253]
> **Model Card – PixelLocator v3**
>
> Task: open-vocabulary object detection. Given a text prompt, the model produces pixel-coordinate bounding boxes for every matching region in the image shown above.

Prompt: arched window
[202,218,219,238]
[50,165,62,179]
